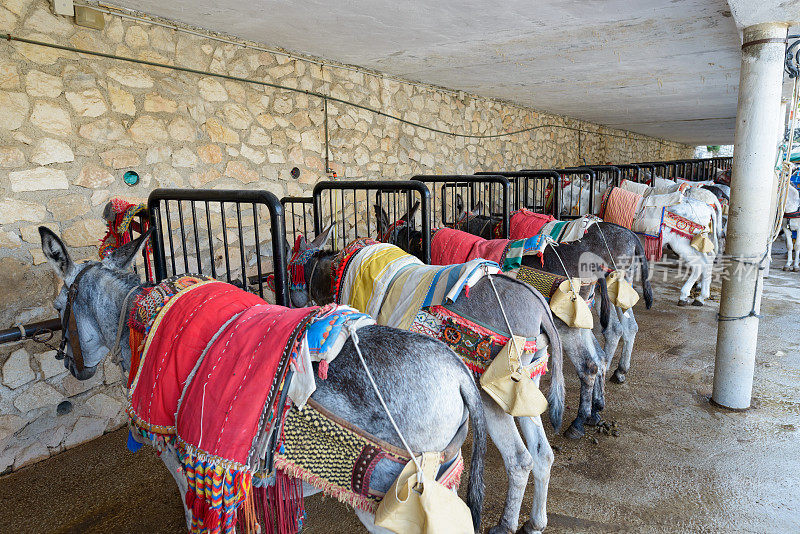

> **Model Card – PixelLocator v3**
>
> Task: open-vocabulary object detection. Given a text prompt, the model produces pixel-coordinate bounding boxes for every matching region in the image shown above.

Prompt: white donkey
[782,185,800,270]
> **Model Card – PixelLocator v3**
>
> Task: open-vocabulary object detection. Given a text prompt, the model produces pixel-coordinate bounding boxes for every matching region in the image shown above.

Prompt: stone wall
[0,0,694,473]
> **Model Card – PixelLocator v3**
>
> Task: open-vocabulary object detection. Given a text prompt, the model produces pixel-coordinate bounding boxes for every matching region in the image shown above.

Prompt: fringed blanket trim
[274,400,463,514]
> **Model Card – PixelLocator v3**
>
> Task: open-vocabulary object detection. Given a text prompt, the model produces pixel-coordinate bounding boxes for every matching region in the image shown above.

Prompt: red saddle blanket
[128,279,319,468]
[509,210,555,240]
[432,227,509,265]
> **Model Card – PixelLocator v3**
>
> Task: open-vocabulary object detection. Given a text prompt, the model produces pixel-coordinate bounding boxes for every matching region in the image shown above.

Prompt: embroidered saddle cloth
[275,399,464,514]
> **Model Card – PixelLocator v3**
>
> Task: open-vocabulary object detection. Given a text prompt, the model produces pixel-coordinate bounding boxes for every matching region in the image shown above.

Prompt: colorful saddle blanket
[334,239,548,377]
[335,240,500,329]
[275,399,463,514]
[127,275,379,533]
[431,227,548,272]
[537,215,598,243]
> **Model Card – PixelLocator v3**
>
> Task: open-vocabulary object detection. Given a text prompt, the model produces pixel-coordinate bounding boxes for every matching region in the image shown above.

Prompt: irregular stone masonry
[0,0,694,473]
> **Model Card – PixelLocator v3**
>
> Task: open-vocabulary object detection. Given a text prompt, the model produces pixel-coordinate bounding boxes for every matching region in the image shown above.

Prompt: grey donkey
[38,226,487,533]
[455,202,654,388]
[290,227,565,534]
[378,202,614,440]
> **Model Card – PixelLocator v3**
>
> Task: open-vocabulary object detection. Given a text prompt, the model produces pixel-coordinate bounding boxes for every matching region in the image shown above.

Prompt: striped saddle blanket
[127,275,376,533]
[537,215,598,243]
[334,239,500,329]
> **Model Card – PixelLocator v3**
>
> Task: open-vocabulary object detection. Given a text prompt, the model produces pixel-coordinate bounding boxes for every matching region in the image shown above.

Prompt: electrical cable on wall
[0,32,685,155]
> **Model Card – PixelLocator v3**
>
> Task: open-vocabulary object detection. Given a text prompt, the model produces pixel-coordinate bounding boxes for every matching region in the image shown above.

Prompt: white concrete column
[713,23,789,409]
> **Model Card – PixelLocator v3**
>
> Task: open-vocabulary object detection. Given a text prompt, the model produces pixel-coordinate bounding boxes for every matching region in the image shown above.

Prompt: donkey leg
[565,363,597,439]
[483,391,534,534]
[161,449,191,529]
[599,293,623,363]
[517,414,553,533]
[695,255,714,304]
[354,508,397,534]
[794,234,800,270]
[587,331,611,426]
[612,309,639,384]
[784,227,793,270]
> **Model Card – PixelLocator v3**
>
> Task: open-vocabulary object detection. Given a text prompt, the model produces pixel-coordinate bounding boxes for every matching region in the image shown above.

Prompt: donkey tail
[540,305,565,432]
[633,235,654,309]
[596,275,611,330]
[460,374,486,532]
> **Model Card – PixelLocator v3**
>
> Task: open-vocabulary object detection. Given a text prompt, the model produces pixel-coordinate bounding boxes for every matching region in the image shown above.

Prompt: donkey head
[287,224,336,308]
[373,201,424,259]
[39,227,150,380]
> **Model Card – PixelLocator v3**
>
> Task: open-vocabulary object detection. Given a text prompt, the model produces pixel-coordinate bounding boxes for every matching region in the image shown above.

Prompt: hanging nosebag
[549,278,593,329]
[375,452,473,534]
[480,334,548,417]
[605,270,640,310]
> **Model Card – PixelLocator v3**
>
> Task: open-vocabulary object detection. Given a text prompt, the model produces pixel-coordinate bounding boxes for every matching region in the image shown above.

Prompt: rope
[485,269,521,355]
[594,223,618,271]
[716,246,770,322]
[548,240,580,299]
[348,324,424,483]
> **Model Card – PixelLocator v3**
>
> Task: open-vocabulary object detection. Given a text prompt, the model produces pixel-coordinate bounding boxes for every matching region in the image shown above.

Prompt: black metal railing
[148,188,290,307]
[412,174,511,238]
[311,180,432,263]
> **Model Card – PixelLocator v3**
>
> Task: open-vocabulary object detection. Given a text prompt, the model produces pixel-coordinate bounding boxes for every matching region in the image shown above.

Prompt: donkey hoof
[611,370,626,384]
[564,422,585,440]
[585,413,604,427]
[783,266,791,271]
[793,267,800,272]
[677,299,691,307]
[691,300,705,307]
[488,525,514,534]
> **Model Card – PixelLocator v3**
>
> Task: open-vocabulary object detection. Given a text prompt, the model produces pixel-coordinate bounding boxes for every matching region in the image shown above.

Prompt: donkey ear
[402,200,420,222]
[102,229,152,271]
[455,193,464,214]
[374,204,390,234]
[39,226,74,279]
[102,201,116,223]
[309,223,335,250]
[470,200,485,216]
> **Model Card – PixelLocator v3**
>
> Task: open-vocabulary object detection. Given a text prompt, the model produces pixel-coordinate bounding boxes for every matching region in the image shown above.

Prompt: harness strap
[348,324,425,483]
[594,223,618,271]
[60,264,95,371]
[110,286,140,373]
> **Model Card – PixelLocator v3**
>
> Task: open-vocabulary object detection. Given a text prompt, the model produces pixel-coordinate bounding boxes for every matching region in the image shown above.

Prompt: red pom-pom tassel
[318,359,329,380]
[185,488,196,510]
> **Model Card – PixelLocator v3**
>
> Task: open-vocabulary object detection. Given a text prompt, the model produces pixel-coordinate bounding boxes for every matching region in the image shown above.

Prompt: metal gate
[411,174,510,238]
[148,188,290,307]
[281,196,315,248]
[311,180,432,263]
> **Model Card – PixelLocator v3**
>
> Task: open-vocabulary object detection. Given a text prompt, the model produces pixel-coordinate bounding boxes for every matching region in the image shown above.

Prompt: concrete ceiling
[107,0,800,145]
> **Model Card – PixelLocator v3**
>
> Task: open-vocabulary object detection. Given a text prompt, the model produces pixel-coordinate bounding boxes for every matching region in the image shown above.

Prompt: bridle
[55,263,139,375]
[56,263,94,373]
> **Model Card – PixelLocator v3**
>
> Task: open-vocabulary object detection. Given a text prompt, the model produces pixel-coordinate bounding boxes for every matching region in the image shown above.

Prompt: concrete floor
[2,251,800,533]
